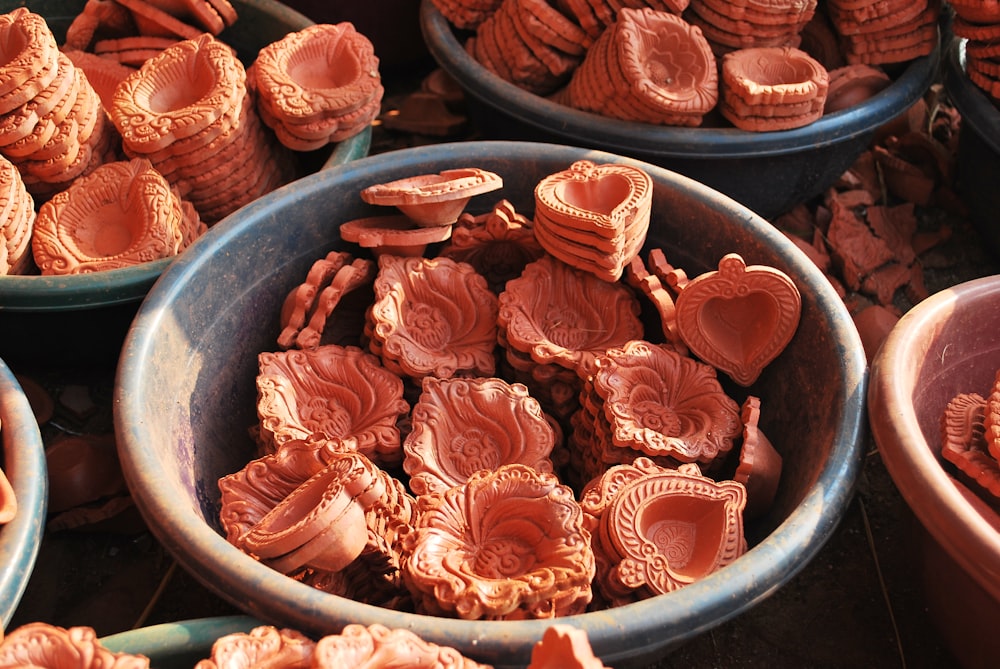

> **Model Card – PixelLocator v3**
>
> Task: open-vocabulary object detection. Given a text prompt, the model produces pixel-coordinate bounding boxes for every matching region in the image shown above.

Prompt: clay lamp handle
[242,458,377,574]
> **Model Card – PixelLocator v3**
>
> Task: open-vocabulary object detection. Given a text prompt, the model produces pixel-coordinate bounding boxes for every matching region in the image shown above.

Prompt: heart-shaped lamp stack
[720,45,829,131]
[110,33,295,224]
[533,159,652,282]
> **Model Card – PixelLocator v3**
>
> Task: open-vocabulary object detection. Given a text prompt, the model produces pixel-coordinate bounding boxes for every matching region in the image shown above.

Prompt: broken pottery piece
[241,453,380,573]
[591,339,743,466]
[402,463,595,619]
[30,157,186,274]
[367,254,499,380]
[402,375,557,496]
[359,167,503,226]
[255,344,409,466]
[339,214,453,257]
[0,623,149,668]
[438,199,545,293]
[733,395,782,519]
[498,254,644,379]
[194,625,315,669]
[533,159,652,282]
[582,458,747,601]
[674,253,802,386]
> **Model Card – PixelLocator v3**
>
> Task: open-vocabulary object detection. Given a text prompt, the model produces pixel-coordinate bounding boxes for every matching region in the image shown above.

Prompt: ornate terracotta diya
[940,391,1000,504]
[560,8,718,126]
[30,157,195,274]
[402,375,557,496]
[196,625,315,669]
[733,395,782,519]
[0,623,149,668]
[255,344,410,467]
[359,167,504,226]
[673,252,802,386]
[580,457,747,606]
[685,0,816,55]
[720,46,829,131]
[366,254,499,381]
[251,23,383,150]
[438,198,545,293]
[826,0,939,66]
[109,33,294,223]
[402,463,595,620]
[533,159,652,282]
[0,153,35,275]
[339,214,453,257]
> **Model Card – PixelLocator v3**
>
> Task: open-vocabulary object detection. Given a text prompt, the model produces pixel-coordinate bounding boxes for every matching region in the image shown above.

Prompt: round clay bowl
[869,275,1000,669]
[942,36,1000,258]
[0,355,47,626]
[0,0,372,312]
[115,141,867,668]
[419,0,940,219]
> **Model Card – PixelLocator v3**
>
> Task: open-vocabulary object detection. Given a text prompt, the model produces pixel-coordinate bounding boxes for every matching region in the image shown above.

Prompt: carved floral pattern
[0,623,149,668]
[194,625,315,669]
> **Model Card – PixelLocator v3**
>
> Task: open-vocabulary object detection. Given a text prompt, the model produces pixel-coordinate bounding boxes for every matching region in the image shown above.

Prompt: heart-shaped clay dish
[674,253,801,386]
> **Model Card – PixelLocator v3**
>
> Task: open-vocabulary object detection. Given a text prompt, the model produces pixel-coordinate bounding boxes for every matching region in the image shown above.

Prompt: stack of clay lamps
[559,9,718,127]
[365,254,500,382]
[825,0,939,65]
[62,48,137,111]
[250,23,384,152]
[579,457,747,608]
[532,159,653,282]
[64,0,238,52]
[496,254,644,426]
[401,463,596,619]
[0,9,116,200]
[568,339,742,485]
[719,45,829,131]
[684,0,817,55]
[429,0,504,30]
[0,154,35,275]
[466,0,591,96]
[30,158,204,275]
[110,33,293,224]
[950,1,1000,103]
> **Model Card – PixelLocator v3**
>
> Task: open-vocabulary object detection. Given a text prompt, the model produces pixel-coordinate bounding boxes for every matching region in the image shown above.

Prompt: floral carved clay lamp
[0,623,150,668]
[402,463,596,620]
[359,167,503,226]
[402,375,557,496]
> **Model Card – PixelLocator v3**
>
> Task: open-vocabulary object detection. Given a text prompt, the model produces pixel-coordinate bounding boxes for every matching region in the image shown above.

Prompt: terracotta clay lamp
[286,256,376,351]
[733,395,783,519]
[251,23,384,151]
[0,153,35,275]
[359,167,503,226]
[339,214,453,258]
[255,344,410,467]
[195,625,316,669]
[826,0,939,66]
[367,254,499,381]
[402,375,557,496]
[0,623,149,668]
[939,391,1000,504]
[30,157,195,275]
[560,8,718,127]
[580,457,747,605]
[532,158,653,282]
[720,46,830,132]
[685,0,816,55]
[437,198,545,293]
[402,463,596,620]
[672,252,802,386]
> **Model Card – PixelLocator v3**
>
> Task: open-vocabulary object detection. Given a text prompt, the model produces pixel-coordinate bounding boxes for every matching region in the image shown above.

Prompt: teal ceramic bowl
[0,0,371,312]
[100,616,261,668]
[0,356,47,626]
[115,141,868,668]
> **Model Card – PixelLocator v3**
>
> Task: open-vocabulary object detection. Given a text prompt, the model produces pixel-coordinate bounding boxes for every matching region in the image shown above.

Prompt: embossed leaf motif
[255,345,409,465]
[370,255,498,379]
[404,464,594,620]
[674,253,802,386]
[199,625,316,669]
[403,376,556,496]
[595,340,742,464]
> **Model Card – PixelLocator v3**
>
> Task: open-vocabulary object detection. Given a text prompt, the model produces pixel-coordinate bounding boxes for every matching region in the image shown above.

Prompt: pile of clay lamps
[0,155,34,275]
[685,0,816,54]
[950,0,1000,103]
[109,33,293,224]
[825,0,938,65]
[719,45,829,131]
[250,23,384,152]
[30,158,204,275]
[0,9,115,200]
